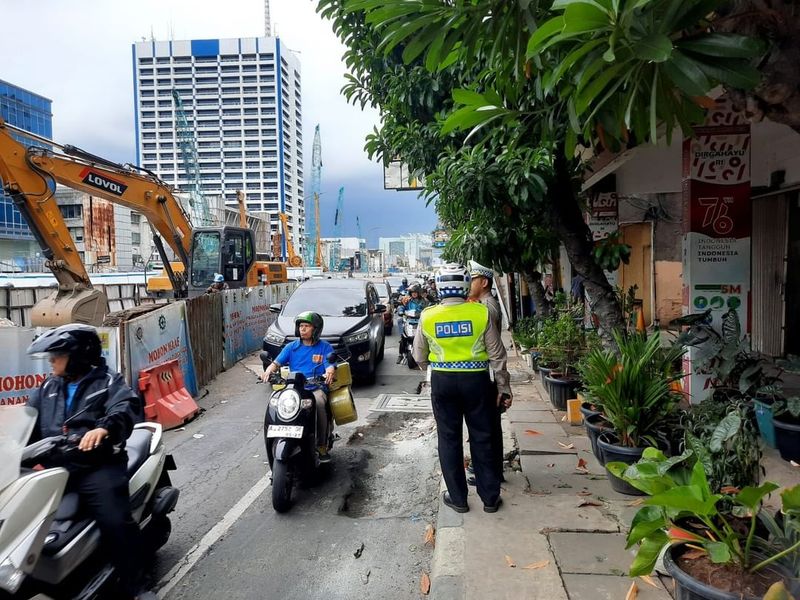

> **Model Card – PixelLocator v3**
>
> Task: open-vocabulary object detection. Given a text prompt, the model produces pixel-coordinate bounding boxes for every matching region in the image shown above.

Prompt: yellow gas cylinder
[329,362,357,425]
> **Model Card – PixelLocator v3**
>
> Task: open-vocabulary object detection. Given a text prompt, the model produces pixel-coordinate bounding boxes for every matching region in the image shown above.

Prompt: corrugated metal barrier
[186,292,224,388]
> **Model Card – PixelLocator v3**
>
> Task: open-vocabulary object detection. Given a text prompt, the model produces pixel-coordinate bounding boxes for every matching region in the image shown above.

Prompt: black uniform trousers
[489,380,504,476]
[430,370,501,507]
[67,459,142,597]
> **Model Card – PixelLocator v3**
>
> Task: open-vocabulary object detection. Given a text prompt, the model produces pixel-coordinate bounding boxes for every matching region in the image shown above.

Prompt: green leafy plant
[536,312,585,375]
[683,398,763,492]
[609,449,800,583]
[579,331,684,447]
[512,316,545,350]
[593,231,631,272]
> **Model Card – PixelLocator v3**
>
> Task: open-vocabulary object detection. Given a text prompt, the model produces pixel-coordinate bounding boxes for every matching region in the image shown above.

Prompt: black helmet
[409,283,422,295]
[294,311,324,343]
[402,277,408,285]
[27,323,103,377]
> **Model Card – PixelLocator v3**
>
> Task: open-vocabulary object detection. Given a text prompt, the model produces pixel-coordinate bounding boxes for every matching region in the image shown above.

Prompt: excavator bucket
[31,286,109,327]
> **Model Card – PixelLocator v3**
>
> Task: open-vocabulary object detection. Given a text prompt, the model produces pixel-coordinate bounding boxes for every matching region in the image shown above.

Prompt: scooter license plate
[267,425,304,438]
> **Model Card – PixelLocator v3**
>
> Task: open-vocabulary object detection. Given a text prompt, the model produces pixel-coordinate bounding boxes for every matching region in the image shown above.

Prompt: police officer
[26,324,154,600]
[412,264,511,513]
[468,260,512,485]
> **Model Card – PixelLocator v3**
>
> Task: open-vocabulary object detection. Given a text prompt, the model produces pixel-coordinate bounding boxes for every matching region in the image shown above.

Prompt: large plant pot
[584,413,612,464]
[663,543,800,600]
[545,375,581,411]
[754,399,776,448]
[537,364,555,384]
[580,401,601,421]
[597,434,646,496]
[773,415,800,462]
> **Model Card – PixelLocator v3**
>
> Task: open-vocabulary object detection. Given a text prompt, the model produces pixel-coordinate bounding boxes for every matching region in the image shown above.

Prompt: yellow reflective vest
[420,301,489,372]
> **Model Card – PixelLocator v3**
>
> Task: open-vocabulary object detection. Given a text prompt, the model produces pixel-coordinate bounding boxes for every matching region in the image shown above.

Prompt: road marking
[156,471,271,598]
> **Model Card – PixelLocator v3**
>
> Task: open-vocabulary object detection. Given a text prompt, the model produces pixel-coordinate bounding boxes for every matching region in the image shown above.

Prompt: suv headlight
[265,330,285,345]
[344,330,370,345]
[0,557,24,594]
[277,389,301,421]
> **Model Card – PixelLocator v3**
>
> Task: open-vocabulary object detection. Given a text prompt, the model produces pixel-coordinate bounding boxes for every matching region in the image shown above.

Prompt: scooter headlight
[0,557,24,594]
[277,389,301,421]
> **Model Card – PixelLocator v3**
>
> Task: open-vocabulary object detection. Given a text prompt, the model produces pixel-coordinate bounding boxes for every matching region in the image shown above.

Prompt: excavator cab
[188,226,255,295]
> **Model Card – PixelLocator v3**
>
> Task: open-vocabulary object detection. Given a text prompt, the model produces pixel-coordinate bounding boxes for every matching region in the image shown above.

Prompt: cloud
[0,0,436,234]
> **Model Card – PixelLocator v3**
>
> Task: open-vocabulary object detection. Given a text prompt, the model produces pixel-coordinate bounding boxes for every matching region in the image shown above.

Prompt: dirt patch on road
[339,413,439,519]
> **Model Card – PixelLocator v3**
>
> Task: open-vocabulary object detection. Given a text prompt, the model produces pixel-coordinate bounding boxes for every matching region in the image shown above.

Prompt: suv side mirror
[269,303,282,313]
[374,303,387,314]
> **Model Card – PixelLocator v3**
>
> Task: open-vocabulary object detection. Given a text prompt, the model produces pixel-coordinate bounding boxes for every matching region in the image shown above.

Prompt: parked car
[377,280,394,335]
[263,278,387,382]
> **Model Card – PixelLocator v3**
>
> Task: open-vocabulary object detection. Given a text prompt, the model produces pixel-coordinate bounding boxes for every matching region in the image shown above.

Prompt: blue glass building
[0,80,53,241]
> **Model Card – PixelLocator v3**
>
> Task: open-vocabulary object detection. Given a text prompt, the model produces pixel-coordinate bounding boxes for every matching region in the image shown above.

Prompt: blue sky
[0,0,438,245]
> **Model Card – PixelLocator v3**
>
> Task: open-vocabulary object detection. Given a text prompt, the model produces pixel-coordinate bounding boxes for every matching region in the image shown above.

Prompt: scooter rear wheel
[271,459,293,512]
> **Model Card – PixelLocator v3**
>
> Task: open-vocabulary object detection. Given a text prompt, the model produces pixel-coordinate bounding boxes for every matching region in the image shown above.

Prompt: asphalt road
[147,333,440,600]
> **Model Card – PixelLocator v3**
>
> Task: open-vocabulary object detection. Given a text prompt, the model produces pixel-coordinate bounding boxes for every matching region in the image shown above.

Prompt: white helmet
[435,263,471,299]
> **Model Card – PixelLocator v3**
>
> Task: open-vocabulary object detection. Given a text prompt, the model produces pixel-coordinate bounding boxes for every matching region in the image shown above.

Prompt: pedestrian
[26,324,155,600]
[412,263,511,514]
[206,273,229,294]
[468,260,512,485]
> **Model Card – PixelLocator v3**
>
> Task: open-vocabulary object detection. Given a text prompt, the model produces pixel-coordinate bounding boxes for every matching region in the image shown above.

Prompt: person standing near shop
[412,263,511,513]
[468,260,512,484]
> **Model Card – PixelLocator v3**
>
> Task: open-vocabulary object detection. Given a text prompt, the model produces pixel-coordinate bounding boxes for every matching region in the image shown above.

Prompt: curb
[429,479,465,600]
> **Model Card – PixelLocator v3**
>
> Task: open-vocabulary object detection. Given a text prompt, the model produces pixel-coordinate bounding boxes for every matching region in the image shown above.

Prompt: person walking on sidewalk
[412,263,511,514]
[468,260,512,486]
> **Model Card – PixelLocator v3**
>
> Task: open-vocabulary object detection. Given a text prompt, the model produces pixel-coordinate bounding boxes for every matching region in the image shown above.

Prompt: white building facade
[131,36,304,256]
[379,234,433,269]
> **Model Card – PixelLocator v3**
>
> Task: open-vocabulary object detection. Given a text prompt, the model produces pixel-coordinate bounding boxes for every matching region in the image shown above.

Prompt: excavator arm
[0,118,194,325]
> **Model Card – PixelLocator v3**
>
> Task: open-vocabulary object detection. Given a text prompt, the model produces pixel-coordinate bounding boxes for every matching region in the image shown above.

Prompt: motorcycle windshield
[0,406,37,490]
[405,310,419,319]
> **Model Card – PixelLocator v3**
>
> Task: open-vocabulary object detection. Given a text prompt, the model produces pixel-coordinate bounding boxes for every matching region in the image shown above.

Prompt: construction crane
[172,89,209,226]
[305,125,321,266]
[314,191,323,268]
[278,212,303,267]
[331,186,344,271]
[236,190,248,228]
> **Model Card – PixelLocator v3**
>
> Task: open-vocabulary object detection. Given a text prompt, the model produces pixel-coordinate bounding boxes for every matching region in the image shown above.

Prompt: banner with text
[681,101,751,402]
[222,286,279,368]
[126,302,198,396]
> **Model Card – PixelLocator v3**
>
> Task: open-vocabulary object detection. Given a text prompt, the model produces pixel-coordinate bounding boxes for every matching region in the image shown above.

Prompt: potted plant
[538,313,584,410]
[609,449,800,599]
[773,397,800,463]
[579,330,684,494]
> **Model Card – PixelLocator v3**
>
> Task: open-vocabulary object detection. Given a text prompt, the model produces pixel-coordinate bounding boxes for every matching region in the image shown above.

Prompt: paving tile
[549,532,637,575]
[562,574,673,600]
[507,409,560,423]
[512,422,575,455]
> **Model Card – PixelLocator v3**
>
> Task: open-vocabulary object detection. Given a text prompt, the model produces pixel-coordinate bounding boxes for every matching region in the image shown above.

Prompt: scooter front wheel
[271,459,293,512]
[406,353,417,369]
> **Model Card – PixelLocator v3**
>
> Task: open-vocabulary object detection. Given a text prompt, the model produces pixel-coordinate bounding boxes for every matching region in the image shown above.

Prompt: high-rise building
[131,37,304,255]
[0,79,53,270]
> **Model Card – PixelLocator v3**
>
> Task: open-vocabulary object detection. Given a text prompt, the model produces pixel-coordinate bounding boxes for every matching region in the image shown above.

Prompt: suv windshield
[283,286,367,317]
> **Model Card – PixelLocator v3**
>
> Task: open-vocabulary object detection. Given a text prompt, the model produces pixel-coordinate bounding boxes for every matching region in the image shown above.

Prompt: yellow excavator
[278,211,303,267]
[0,117,285,326]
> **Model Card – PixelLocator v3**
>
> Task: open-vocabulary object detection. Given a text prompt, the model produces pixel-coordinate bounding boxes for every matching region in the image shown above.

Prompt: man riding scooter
[397,283,428,364]
[26,323,155,600]
[261,311,336,462]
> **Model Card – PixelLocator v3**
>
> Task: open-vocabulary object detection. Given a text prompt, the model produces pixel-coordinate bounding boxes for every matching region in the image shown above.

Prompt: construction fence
[0,282,296,406]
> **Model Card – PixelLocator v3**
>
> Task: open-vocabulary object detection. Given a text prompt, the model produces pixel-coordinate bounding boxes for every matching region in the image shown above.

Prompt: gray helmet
[294,311,324,343]
[27,323,103,377]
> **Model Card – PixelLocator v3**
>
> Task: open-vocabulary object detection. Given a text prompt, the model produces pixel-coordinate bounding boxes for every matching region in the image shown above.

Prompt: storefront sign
[681,100,751,401]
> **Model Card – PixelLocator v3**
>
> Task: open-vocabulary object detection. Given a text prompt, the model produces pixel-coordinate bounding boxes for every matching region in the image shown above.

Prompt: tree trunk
[550,150,625,347]
[522,270,551,318]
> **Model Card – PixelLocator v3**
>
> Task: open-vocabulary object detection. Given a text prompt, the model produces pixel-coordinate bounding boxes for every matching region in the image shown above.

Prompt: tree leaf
[562,3,611,34]
[527,16,565,56]
[677,34,764,59]
[709,413,741,453]
[735,482,779,511]
[696,58,762,90]
[633,33,673,63]
[705,541,731,564]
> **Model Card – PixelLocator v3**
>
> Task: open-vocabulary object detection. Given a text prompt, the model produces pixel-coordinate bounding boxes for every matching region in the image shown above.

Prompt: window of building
[242,65,256,72]
[139,57,153,64]
[131,232,141,244]
[244,108,258,115]
[60,205,82,219]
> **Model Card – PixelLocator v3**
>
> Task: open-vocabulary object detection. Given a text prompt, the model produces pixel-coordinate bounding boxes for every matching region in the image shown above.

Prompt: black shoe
[483,497,503,513]
[467,476,476,487]
[442,491,469,513]
[396,355,403,364]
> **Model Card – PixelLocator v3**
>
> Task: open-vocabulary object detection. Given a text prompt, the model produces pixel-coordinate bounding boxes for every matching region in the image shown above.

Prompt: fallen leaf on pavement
[639,575,659,588]
[192,433,204,439]
[576,491,592,496]
[626,580,638,600]
[423,524,436,547]
[546,463,556,468]
[420,572,431,595]
[523,560,549,570]
[627,498,645,507]
[576,458,588,469]
[557,442,574,449]
[505,554,517,568]
[561,415,567,422]
[354,542,365,558]
[525,429,542,436]
[578,500,603,507]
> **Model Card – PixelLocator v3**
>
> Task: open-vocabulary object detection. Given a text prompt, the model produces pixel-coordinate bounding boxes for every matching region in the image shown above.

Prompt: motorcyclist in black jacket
[26,323,153,600]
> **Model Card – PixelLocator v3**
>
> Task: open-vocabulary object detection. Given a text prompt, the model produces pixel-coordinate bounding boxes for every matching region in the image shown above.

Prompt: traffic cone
[635,303,646,333]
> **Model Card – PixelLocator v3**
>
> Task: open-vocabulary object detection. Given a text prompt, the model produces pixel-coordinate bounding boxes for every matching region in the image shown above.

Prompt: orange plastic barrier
[138,359,200,430]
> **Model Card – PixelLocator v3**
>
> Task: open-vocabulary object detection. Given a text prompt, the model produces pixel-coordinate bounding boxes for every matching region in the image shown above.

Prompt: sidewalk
[428,353,675,600]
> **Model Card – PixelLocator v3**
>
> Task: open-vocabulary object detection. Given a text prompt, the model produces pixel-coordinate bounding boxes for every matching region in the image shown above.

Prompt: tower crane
[306,125,322,266]
[331,187,344,271]
[172,89,209,226]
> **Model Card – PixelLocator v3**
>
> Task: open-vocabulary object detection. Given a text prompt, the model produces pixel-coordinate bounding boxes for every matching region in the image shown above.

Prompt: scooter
[260,350,355,513]
[396,305,420,369]
[0,405,178,599]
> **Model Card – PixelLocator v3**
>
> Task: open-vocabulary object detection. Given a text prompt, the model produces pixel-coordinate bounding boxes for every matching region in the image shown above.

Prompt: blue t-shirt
[276,339,335,385]
[66,381,79,414]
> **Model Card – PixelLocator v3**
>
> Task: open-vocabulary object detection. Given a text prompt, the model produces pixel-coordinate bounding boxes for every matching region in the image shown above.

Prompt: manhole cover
[371,394,432,413]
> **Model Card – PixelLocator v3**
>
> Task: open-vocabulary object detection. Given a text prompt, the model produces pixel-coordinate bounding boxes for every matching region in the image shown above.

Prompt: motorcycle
[0,405,178,599]
[396,305,420,369]
[260,350,355,513]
